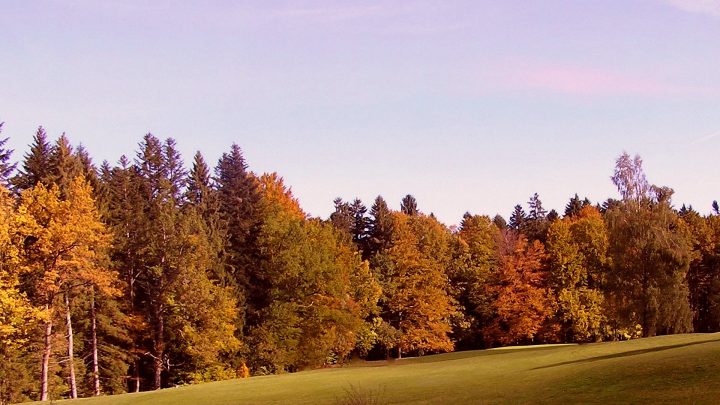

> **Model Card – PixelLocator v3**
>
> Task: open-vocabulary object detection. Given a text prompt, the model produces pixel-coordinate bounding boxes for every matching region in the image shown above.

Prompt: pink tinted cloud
[663,0,720,18]
[503,65,713,97]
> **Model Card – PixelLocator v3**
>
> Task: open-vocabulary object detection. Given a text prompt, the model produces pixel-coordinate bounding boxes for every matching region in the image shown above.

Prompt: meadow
[40,333,720,404]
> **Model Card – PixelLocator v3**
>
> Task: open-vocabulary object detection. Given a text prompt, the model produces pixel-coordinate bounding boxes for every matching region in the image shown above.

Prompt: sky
[1,0,719,225]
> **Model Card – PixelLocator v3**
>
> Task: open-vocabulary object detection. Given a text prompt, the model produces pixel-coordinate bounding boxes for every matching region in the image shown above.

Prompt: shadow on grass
[531,338,720,371]
[352,345,572,368]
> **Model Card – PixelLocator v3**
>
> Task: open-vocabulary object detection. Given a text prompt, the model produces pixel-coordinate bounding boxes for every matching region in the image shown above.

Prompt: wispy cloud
[663,0,720,18]
[690,131,720,145]
[500,65,714,97]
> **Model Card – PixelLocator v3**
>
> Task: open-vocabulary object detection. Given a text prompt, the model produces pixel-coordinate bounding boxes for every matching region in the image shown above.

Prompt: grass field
[41,333,720,404]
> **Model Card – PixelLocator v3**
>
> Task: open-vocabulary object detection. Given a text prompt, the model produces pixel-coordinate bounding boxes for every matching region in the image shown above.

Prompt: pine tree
[565,194,583,218]
[367,195,393,258]
[13,126,52,191]
[400,194,418,216]
[508,205,527,231]
[524,193,549,242]
[329,197,353,238]
[215,144,262,329]
[546,209,559,223]
[186,151,213,209]
[0,123,17,186]
[492,214,507,230]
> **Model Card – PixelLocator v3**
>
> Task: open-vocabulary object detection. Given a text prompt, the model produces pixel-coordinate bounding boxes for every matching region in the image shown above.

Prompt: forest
[1,124,719,403]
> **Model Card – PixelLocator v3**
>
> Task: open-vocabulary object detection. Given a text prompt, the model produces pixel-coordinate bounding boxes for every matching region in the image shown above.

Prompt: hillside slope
[37,333,720,404]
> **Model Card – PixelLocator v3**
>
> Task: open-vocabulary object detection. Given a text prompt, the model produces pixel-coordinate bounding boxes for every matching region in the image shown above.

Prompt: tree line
[1,125,719,403]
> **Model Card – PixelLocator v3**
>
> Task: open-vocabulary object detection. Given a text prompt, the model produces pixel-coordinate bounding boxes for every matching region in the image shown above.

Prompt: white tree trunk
[65,294,77,399]
[91,289,101,396]
[40,306,52,401]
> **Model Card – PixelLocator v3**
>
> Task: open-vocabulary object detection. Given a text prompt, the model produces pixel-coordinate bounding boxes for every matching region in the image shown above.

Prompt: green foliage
[546,207,607,342]
[249,175,379,371]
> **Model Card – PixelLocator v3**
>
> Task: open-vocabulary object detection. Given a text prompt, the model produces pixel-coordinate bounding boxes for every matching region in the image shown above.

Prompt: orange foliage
[485,231,549,346]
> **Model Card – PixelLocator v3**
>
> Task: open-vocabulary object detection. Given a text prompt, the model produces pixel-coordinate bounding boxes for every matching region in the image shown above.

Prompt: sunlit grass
[40,333,720,404]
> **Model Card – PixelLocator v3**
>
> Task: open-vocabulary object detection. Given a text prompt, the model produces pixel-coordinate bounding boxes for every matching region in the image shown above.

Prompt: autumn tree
[14,177,116,401]
[373,212,455,357]
[249,174,379,371]
[0,185,44,405]
[546,206,608,342]
[682,210,720,332]
[449,213,498,348]
[484,231,549,346]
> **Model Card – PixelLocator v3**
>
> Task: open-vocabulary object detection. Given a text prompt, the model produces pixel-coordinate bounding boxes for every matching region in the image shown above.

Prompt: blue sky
[1,0,719,224]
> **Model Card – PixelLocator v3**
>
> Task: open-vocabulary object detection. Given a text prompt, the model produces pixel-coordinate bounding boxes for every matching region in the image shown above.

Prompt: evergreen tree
[350,198,369,247]
[46,134,84,197]
[186,151,213,209]
[13,126,52,191]
[564,194,583,218]
[400,194,418,216]
[367,195,394,258]
[0,124,17,186]
[546,209,560,223]
[524,193,549,242]
[329,197,353,238]
[492,214,507,230]
[508,205,527,231]
[215,144,262,328]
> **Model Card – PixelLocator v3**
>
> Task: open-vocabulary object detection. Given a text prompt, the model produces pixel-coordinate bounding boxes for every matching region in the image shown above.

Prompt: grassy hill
[39,333,720,404]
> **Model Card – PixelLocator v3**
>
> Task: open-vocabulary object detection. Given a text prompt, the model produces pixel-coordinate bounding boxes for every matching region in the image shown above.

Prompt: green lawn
[41,333,720,404]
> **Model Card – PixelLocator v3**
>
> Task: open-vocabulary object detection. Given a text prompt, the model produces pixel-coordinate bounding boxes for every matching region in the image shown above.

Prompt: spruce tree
[13,126,52,191]
[565,194,583,218]
[508,204,527,231]
[0,123,17,186]
[367,195,393,258]
[214,144,262,331]
[400,194,418,216]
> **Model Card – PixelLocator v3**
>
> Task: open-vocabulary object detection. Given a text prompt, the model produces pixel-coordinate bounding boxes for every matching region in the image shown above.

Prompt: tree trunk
[133,361,140,393]
[40,307,52,401]
[91,289,101,396]
[65,294,78,399]
[153,309,164,390]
